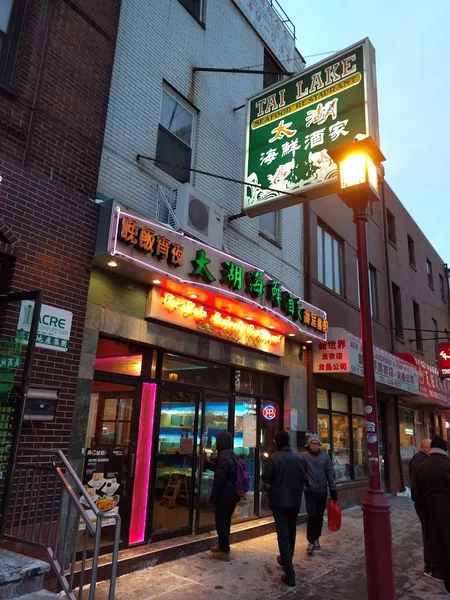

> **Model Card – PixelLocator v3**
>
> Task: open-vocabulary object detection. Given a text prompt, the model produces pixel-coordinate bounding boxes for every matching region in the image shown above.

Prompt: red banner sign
[438,343,450,379]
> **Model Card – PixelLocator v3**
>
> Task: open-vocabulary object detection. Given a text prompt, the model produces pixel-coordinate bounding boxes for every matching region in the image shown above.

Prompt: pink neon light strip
[110,207,326,342]
[129,382,157,545]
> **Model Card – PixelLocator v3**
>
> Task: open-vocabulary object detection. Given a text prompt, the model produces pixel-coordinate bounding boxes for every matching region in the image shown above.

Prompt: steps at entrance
[0,550,50,600]
[11,593,60,600]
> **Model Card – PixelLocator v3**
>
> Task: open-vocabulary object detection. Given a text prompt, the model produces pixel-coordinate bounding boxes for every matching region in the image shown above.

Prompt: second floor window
[392,283,403,340]
[426,259,434,289]
[155,88,196,184]
[407,234,415,267]
[259,211,279,241]
[317,223,343,295]
[263,48,285,89]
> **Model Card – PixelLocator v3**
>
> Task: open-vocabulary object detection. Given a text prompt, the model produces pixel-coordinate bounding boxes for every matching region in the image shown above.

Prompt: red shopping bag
[327,500,342,532]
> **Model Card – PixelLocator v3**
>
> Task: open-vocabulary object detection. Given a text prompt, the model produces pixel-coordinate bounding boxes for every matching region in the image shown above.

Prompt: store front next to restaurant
[74,200,328,553]
[312,328,420,502]
[396,353,450,487]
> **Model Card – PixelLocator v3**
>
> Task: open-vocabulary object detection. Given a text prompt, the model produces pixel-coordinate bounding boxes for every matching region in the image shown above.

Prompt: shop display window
[399,407,416,460]
[233,398,256,521]
[162,354,230,391]
[317,389,368,482]
[234,370,283,398]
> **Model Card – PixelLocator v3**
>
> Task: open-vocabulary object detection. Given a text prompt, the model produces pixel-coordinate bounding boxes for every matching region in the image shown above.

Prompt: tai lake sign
[243,39,380,216]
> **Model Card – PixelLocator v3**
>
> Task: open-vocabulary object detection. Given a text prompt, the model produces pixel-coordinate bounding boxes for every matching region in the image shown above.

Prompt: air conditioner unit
[174,183,224,249]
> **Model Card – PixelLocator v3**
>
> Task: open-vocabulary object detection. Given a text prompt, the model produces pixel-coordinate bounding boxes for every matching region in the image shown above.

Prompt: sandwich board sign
[243,38,380,216]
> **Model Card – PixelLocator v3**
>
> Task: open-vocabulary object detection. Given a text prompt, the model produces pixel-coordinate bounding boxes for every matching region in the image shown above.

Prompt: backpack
[233,457,250,497]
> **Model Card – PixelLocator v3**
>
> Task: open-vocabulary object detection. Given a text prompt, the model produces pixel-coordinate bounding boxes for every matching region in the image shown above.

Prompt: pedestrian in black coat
[204,431,239,561]
[417,435,450,590]
[262,430,306,587]
[409,438,431,571]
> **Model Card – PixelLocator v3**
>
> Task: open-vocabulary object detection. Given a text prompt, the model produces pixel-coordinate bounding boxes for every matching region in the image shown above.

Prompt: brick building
[304,180,450,505]
[0,0,120,487]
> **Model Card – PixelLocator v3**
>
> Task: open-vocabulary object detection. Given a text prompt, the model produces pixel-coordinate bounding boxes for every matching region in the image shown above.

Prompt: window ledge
[179,2,206,28]
[409,262,417,271]
[395,336,405,344]
[429,284,434,291]
[259,231,282,249]
[0,81,17,100]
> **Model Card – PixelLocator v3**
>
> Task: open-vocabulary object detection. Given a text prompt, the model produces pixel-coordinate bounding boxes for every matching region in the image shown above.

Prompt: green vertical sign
[243,39,379,216]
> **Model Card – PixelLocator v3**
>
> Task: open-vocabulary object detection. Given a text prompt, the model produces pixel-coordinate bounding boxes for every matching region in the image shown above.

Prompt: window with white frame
[317,222,343,295]
[155,88,196,184]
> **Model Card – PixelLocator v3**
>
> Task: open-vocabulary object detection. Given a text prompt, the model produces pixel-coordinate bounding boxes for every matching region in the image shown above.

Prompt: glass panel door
[260,400,281,516]
[233,397,256,522]
[152,390,199,536]
[196,393,230,533]
[78,381,138,551]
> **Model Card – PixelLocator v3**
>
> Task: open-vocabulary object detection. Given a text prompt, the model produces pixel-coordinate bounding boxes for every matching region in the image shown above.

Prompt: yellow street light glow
[340,153,367,189]
[108,261,118,267]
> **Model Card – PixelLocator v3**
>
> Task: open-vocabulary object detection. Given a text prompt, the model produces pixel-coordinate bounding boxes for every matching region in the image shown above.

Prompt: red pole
[353,197,396,600]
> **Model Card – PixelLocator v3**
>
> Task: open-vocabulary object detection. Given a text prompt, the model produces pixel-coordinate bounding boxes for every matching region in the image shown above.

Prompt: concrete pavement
[95,497,449,599]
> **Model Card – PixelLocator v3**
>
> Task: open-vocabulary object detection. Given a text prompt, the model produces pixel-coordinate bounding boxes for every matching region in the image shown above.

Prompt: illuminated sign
[243,39,379,216]
[95,202,328,342]
[262,405,277,420]
[438,343,450,379]
[146,289,285,357]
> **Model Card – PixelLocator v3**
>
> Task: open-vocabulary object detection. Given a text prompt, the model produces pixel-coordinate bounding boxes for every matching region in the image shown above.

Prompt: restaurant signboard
[397,353,450,407]
[243,39,379,216]
[95,201,328,342]
[438,342,450,379]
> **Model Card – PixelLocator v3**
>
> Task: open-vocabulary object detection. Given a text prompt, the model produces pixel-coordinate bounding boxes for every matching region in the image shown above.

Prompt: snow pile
[396,487,411,498]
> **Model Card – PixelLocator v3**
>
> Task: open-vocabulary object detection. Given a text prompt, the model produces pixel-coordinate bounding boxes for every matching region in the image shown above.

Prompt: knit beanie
[431,436,449,452]
[306,433,321,447]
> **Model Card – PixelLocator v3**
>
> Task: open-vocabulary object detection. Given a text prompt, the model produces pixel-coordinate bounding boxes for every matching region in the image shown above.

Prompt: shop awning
[396,353,450,408]
[313,328,419,396]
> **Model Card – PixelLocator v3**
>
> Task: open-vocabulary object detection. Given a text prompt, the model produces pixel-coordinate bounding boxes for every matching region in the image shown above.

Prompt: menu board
[243,414,257,448]
[79,447,124,530]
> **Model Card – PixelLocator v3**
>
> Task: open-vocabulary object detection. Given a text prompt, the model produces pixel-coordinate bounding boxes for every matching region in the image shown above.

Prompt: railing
[3,448,120,600]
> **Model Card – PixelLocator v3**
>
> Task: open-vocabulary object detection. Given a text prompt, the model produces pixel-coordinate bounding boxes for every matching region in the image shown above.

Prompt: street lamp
[328,137,395,600]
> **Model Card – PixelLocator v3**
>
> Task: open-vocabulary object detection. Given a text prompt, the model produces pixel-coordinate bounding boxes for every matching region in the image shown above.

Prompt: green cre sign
[243,39,379,216]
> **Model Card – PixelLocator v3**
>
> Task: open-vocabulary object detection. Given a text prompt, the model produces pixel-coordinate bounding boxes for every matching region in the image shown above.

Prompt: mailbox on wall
[24,388,59,422]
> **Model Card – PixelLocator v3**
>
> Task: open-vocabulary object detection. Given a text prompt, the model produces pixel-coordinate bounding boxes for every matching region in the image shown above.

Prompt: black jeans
[273,508,299,582]
[305,492,327,544]
[215,503,236,553]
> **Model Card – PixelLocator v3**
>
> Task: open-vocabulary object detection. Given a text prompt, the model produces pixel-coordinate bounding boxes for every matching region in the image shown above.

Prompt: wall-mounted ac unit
[174,183,224,249]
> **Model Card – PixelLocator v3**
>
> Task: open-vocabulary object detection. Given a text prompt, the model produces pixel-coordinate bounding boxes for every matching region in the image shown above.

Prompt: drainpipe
[380,180,405,492]
[303,202,316,432]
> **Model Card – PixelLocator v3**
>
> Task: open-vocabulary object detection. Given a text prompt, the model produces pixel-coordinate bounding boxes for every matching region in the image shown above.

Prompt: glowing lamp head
[328,136,385,206]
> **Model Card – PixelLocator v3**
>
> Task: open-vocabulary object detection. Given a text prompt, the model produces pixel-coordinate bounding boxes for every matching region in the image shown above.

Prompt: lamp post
[328,137,395,600]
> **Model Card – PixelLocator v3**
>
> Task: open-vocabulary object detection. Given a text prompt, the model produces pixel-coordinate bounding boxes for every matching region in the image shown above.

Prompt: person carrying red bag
[302,434,337,556]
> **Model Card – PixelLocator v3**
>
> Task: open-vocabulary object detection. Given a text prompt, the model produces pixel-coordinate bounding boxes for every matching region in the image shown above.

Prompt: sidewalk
[96,497,449,600]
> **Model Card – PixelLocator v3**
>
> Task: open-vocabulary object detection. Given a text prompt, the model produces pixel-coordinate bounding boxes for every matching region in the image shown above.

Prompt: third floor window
[426,259,434,289]
[317,223,343,295]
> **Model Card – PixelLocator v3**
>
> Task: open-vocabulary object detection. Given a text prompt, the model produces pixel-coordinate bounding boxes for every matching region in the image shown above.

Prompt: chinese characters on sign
[110,209,328,341]
[315,338,349,373]
[243,40,379,216]
[17,302,73,352]
[147,289,286,357]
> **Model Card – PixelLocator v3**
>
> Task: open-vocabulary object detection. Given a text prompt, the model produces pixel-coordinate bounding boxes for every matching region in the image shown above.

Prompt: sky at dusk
[281,0,450,261]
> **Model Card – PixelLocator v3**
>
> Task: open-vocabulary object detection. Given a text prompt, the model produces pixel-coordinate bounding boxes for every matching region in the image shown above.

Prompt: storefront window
[162,354,230,390]
[234,370,283,397]
[233,397,256,521]
[332,413,351,482]
[399,407,416,460]
[260,400,281,515]
[317,390,368,482]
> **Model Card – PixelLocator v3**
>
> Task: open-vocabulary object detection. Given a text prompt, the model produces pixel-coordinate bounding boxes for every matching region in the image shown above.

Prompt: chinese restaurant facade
[72,201,327,551]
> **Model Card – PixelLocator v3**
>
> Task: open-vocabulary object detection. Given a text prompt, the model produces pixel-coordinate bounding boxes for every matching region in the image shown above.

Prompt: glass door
[259,400,281,516]
[152,389,200,538]
[195,392,230,533]
[233,397,256,522]
[79,380,139,550]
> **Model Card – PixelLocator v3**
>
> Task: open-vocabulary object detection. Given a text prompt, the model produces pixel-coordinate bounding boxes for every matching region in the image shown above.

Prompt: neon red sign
[262,405,277,420]
[438,343,450,379]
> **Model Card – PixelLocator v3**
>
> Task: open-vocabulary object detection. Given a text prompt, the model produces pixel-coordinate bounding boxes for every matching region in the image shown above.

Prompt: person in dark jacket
[302,433,337,556]
[409,438,431,572]
[417,435,450,590]
[204,431,239,561]
[262,430,305,587]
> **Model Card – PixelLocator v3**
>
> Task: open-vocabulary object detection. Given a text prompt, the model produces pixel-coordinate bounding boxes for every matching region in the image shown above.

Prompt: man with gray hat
[302,434,337,556]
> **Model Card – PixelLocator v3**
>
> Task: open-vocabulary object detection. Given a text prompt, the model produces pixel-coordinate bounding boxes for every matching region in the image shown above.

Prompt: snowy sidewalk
[95,497,448,600]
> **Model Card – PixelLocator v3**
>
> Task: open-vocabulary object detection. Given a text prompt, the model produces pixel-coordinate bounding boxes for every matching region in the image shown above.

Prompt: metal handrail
[3,448,120,600]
